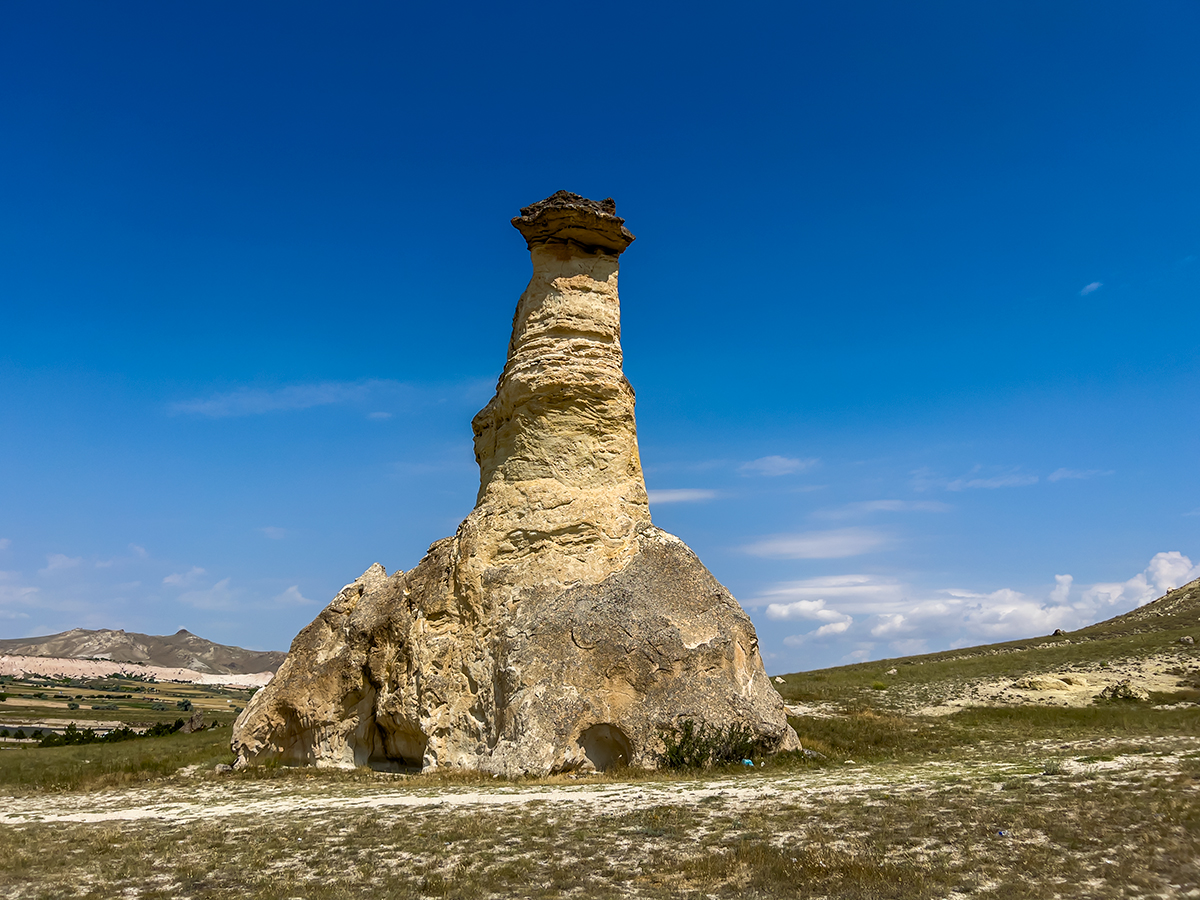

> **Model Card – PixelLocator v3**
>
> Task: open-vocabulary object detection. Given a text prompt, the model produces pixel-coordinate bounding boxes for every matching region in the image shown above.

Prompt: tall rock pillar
[464,192,650,587]
[231,191,799,776]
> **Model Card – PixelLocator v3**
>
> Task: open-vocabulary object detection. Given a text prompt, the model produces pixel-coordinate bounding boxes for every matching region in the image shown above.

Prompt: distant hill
[0,628,286,675]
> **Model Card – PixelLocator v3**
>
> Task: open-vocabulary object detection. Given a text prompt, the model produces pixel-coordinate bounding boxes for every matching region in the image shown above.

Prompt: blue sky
[1,2,1197,671]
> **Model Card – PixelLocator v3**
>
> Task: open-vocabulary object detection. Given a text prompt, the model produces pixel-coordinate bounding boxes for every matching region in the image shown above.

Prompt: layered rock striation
[231,191,798,774]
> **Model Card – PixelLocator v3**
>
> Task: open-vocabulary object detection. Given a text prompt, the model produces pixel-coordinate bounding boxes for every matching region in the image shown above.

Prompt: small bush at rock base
[656,719,762,770]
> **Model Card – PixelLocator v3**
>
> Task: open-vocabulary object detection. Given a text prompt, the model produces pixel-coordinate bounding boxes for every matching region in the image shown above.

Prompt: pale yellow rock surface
[231,192,798,775]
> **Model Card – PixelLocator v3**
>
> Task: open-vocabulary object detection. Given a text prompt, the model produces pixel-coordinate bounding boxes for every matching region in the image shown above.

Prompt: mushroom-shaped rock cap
[512,190,635,254]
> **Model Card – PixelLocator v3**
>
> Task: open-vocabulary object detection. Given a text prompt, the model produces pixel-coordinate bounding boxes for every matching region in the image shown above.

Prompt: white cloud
[1048,468,1113,482]
[743,528,890,559]
[738,456,818,477]
[178,577,236,611]
[1084,551,1200,610]
[1079,281,1103,296]
[0,538,10,551]
[769,595,855,646]
[759,551,1200,666]
[870,613,910,637]
[816,500,951,519]
[1187,508,1200,517]
[169,380,408,417]
[1050,574,1072,604]
[260,527,287,540]
[130,544,148,558]
[783,618,853,646]
[274,585,314,606]
[163,567,206,587]
[765,596,853,624]
[39,554,82,574]
[648,489,718,504]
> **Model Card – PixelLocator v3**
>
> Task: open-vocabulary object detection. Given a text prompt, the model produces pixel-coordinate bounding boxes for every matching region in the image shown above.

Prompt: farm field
[0,672,253,743]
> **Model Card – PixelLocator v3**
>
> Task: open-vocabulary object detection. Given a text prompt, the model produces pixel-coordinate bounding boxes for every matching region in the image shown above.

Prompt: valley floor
[2,733,1198,899]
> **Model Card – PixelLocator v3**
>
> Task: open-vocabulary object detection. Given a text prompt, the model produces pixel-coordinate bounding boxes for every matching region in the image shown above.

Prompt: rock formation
[231,191,799,775]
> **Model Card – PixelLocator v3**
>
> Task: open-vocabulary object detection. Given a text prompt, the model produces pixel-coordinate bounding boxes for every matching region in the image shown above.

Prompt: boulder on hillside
[1096,681,1149,702]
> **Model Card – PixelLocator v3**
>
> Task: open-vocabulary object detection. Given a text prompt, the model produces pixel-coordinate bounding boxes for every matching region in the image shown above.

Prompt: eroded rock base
[232,525,798,775]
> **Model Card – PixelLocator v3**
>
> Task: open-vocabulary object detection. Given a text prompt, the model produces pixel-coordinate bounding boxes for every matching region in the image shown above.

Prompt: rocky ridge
[231,191,798,775]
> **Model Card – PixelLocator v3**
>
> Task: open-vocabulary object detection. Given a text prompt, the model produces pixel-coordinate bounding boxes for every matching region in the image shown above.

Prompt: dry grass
[1,735,1197,898]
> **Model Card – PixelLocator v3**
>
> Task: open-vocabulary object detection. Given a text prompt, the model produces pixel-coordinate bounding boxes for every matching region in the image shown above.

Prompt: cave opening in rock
[578,723,632,771]
[368,719,428,772]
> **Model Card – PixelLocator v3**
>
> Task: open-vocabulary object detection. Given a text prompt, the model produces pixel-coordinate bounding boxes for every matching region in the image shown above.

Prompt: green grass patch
[0,729,233,793]
[777,705,1200,766]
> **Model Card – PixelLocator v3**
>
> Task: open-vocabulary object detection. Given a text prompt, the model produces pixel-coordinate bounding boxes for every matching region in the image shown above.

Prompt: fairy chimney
[231,191,798,775]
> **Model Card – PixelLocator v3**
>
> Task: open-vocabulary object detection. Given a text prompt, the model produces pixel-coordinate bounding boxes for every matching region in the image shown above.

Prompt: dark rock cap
[512,190,635,254]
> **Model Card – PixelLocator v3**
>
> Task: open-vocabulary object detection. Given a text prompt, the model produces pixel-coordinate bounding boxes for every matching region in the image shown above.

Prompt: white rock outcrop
[231,191,799,775]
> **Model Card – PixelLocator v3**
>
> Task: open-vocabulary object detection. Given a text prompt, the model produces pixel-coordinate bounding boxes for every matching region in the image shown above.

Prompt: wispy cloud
[1186,508,1200,517]
[0,539,10,551]
[1079,281,1103,296]
[368,411,393,420]
[912,465,1040,492]
[947,469,1038,491]
[0,582,39,606]
[815,500,951,519]
[754,574,906,608]
[260,527,287,540]
[742,528,890,559]
[169,380,404,418]
[1048,468,1114,482]
[738,456,818,477]
[39,554,82,574]
[273,585,314,606]
[163,567,206,587]
[648,489,718,504]
[177,577,236,611]
[766,596,854,625]
[96,543,151,569]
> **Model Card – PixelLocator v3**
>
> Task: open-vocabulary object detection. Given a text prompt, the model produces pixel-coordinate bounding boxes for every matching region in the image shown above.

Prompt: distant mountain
[0,628,286,675]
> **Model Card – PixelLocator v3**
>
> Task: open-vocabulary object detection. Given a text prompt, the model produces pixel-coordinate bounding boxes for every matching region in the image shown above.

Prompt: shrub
[67,702,79,710]
[177,699,193,711]
[656,719,762,770]
[38,718,185,748]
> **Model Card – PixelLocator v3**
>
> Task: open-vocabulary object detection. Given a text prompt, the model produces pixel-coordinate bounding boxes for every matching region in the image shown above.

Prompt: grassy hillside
[775,576,1200,715]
